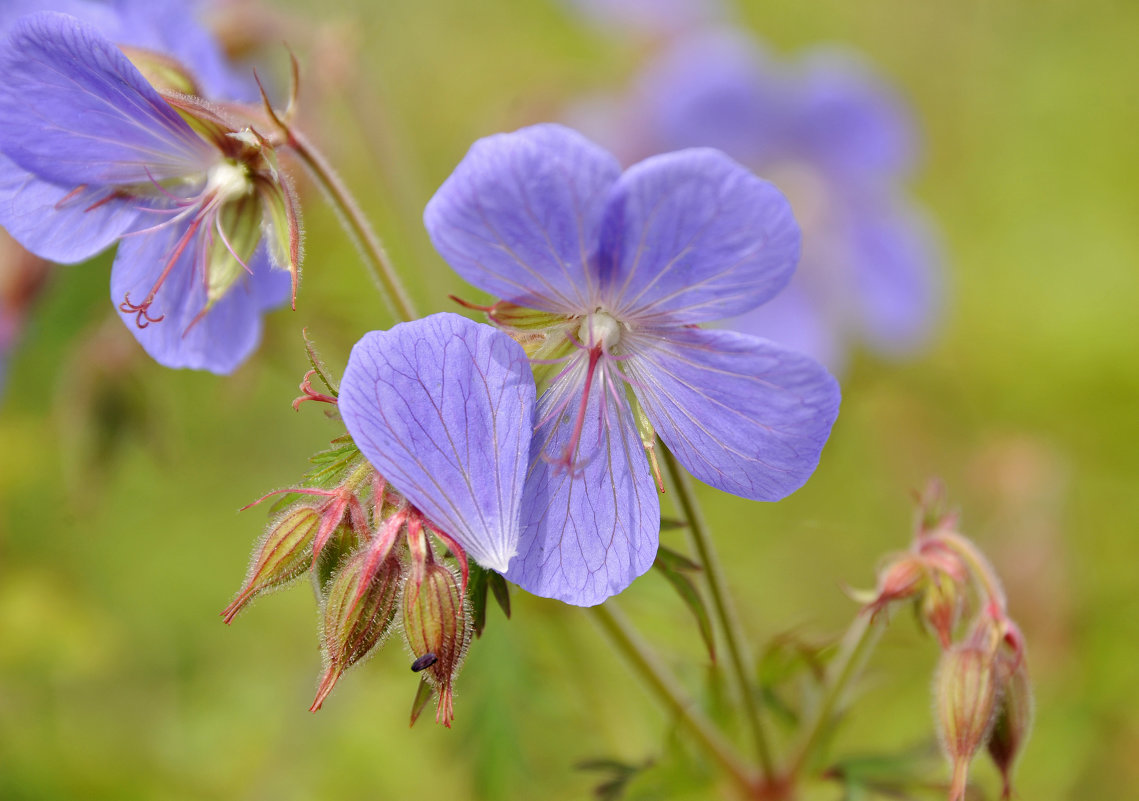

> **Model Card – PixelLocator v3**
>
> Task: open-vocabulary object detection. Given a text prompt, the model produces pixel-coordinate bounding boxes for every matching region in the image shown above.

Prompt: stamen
[546,346,603,475]
[119,216,204,328]
[54,184,89,210]
[214,213,254,275]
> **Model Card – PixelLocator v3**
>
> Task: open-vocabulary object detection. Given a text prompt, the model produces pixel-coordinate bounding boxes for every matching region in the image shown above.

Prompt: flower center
[578,310,622,351]
[206,160,253,203]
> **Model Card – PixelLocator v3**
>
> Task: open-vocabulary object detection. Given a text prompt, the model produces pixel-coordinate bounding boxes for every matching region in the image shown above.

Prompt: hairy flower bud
[222,505,321,623]
[934,639,1000,801]
[867,554,926,614]
[921,570,963,648]
[311,550,402,711]
[988,655,1033,799]
[402,562,471,727]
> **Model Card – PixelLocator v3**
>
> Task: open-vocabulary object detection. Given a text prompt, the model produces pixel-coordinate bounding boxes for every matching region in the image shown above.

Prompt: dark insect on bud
[402,562,471,727]
[411,653,438,672]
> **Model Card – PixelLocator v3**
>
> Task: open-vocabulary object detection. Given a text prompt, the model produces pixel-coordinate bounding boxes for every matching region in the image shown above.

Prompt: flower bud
[988,656,1033,799]
[934,640,1000,801]
[402,562,471,727]
[311,550,402,711]
[222,505,321,624]
[921,570,963,648]
[867,555,926,613]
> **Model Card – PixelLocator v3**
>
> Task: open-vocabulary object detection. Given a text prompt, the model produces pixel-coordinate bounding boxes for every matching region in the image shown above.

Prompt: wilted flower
[570,29,941,370]
[0,8,298,373]
[425,124,840,605]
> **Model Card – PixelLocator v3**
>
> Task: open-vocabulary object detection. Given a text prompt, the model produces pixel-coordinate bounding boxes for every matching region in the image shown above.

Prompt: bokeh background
[2,0,1137,798]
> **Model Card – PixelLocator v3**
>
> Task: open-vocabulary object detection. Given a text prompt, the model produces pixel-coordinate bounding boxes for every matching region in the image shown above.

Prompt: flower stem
[783,610,884,779]
[660,448,776,780]
[284,129,418,323]
[588,603,758,795]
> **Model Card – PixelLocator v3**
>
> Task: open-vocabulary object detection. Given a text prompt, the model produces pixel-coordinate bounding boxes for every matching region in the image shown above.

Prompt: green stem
[285,129,418,324]
[784,610,884,779]
[661,448,776,780]
[589,603,758,795]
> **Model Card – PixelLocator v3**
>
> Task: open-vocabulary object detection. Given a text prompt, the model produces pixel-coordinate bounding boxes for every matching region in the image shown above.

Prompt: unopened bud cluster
[223,420,478,727]
[861,481,1033,801]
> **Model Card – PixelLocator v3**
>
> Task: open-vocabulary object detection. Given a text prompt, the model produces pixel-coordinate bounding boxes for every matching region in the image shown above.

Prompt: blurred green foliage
[2,0,1137,798]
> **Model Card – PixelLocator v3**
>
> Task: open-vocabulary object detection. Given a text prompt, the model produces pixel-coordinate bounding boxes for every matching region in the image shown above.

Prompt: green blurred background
[2,0,1137,798]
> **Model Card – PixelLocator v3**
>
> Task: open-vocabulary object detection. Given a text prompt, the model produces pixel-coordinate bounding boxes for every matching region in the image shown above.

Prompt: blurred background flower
[568,27,941,371]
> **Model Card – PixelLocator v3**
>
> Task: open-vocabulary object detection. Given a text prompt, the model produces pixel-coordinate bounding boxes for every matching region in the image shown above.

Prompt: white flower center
[206,160,253,203]
[578,310,622,350]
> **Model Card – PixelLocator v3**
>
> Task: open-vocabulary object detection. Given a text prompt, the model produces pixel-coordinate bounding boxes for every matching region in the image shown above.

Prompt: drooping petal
[0,13,216,187]
[507,360,659,606]
[424,123,621,313]
[597,148,800,324]
[625,326,840,501]
[110,221,271,373]
[849,203,941,357]
[0,152,141,263]
[338,313,535,573]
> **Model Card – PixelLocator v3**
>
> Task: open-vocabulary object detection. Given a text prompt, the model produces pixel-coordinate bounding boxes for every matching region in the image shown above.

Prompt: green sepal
[467,564,490,638]
[653,544,716,663]
[257,176,301,307]
[120,46,200,95]
[409,676,434,728]
[206,191,261,309]
[487,571,512,621]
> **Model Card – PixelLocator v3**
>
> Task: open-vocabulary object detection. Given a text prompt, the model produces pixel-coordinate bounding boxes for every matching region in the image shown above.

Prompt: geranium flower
[571,29,941,370]
[425,124,840,605]
[338,313,536,574]
[0,9,297,373]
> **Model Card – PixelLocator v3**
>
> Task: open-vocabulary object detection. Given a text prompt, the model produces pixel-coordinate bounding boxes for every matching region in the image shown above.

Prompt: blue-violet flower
[424,124,840,605]
[0,9,297,373]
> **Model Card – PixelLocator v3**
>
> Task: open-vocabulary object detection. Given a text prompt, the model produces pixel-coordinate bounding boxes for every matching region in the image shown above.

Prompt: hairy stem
[589,603,758,795]
[661,448,776,780]
[784,610,884,779]
[285,129,418,323]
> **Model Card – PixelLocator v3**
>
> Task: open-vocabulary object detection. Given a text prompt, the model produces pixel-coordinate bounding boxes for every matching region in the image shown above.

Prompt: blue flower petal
[0,152,140,263]
[424,123,620,314]
[789,49,917,180]
[626,326,840,501]
[110,222,272,374]
[508,363,659,606]
[338,313,535,573]
[598,148,801,324]
[636,28,782,165]
[0,12,215,187]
